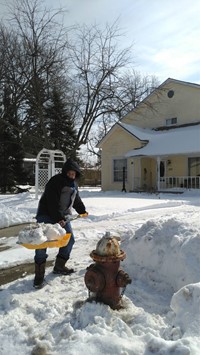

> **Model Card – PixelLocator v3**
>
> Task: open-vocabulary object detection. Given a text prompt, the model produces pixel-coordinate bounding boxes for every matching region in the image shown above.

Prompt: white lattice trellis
[35,148,66,199]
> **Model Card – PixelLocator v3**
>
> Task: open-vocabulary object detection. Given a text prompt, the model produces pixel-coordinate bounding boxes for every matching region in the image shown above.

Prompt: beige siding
[166,156,188,176]
[122,82,200,129]
[101,127,141,191]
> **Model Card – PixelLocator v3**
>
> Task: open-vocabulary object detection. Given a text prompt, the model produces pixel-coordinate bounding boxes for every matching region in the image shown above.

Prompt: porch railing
[160,176,200,190]
[131,176,200,192]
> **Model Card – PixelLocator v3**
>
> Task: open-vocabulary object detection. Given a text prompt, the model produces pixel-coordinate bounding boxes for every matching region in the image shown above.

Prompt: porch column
[131,161,134,191]
[138,158,141,189]
[157,157,160,191]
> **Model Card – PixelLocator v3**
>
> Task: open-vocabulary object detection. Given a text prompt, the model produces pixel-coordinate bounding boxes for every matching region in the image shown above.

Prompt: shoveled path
[0,223,35,239]
[0,223,50,287]
[0,260,54,286]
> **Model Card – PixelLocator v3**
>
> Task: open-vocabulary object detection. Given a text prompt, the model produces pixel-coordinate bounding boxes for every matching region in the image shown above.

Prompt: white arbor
[35,148,66,199]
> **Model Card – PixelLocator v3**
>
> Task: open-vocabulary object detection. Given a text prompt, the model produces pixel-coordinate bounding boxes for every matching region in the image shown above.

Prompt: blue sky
[1,0,200,84]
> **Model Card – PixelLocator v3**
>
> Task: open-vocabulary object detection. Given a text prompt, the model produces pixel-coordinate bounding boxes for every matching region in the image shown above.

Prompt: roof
[158,77,200,90]
[117,122,153,141]
[124,123,200,157]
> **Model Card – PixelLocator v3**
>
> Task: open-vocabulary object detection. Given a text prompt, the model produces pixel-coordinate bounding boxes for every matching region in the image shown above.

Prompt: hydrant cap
[95,233,121,256]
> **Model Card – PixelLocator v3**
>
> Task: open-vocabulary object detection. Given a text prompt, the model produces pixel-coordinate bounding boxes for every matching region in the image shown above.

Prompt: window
[113,159,127,182]
[167,90,174,98]
[188,157,200,176]
[166,117,177,126]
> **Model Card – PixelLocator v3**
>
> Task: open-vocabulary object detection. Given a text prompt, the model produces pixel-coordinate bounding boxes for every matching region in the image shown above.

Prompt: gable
[97,122,144,149]
[122,78,200,129]
[98,124,142,153]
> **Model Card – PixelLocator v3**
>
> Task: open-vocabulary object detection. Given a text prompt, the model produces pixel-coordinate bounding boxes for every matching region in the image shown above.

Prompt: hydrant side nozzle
[116,270,132,288]
[84,264,106,293]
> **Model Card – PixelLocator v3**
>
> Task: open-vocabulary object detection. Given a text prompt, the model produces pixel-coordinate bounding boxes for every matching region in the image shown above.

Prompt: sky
[1,188,200,354]
[1,0,200,84]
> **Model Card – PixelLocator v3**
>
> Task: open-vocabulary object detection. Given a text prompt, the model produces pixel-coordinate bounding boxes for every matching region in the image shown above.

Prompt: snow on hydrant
[84,231,132,310]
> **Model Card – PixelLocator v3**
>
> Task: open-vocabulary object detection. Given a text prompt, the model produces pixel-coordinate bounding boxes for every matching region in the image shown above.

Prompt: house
[97,78,200,192]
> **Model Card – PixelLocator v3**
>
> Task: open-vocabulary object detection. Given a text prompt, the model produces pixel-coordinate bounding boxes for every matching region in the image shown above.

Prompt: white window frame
[166,117,177,126]
[113,158,127,182]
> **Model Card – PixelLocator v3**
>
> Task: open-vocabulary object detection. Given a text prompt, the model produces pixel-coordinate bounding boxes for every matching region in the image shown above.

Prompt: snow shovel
[17,232,72,249]
[16,213,88,249]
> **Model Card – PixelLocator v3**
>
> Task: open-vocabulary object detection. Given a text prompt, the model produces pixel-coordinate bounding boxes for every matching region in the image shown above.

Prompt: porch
[129,155,200,193]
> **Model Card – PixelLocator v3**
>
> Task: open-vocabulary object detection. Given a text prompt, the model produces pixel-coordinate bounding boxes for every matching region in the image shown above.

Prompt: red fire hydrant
[84,232,132,310]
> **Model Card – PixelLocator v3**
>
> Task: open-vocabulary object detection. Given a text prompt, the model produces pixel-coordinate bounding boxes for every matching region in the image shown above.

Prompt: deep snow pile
[123,217,200,291]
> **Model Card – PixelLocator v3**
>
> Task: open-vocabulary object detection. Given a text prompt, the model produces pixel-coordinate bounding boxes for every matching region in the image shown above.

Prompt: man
[34,158,87,288]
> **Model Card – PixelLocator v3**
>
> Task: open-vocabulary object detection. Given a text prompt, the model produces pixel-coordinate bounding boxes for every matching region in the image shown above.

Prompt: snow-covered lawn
[0,188,200,354]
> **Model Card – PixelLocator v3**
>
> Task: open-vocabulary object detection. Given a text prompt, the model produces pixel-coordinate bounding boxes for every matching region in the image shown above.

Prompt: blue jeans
[34,215,75,264]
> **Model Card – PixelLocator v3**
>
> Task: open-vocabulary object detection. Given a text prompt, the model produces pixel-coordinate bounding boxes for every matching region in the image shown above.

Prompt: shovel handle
[65,212,88,223]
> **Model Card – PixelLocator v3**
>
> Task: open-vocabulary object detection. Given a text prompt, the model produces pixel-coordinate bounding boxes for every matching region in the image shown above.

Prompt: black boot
[53,255,74,275]
[33,261,46,288]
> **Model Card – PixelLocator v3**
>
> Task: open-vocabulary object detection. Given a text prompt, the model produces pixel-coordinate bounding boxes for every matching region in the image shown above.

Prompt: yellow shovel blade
[19,233,71,249]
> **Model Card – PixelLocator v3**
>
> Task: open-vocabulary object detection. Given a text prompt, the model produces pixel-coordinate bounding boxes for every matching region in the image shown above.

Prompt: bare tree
[112,70,159,117]
[1,0,160,162]
[66,21,133,154]
[5,0,70,153]
[86,70,160,158]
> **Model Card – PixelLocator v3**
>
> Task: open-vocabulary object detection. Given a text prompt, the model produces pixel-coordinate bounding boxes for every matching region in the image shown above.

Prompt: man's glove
[81,211,88,217]
[58,219,66,227]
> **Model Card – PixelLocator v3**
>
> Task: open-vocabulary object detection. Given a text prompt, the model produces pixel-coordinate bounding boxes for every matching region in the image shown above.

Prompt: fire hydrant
[84,232,132,310]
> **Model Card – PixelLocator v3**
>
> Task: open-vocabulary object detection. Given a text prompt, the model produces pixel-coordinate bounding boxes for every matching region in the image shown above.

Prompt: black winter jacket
[36,159,86,223]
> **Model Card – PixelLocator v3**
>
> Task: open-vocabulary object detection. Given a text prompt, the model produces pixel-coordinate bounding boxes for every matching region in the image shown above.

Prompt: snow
[0,187,200,354]
[121,122,200,157]
[17,223,67,245]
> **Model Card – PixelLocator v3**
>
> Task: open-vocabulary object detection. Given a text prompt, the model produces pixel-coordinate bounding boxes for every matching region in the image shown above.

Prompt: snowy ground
[0,187,200,355]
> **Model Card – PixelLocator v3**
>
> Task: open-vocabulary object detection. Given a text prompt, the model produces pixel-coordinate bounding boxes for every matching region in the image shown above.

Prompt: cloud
[123,0,200,82]
[1,0,200,83]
